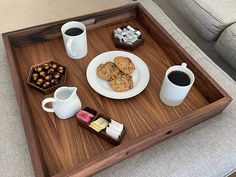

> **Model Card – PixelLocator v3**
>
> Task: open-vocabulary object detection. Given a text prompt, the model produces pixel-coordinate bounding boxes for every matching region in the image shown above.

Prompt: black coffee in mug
[65,28,83,36]
[167,71,191,86]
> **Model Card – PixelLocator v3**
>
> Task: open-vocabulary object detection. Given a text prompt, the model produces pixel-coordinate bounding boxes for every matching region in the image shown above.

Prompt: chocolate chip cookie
[109,73,133,92]
[97,62,120,81]
[114,56,135,74]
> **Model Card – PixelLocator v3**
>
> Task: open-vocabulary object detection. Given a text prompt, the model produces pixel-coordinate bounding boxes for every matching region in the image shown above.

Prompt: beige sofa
[168,0,236,70]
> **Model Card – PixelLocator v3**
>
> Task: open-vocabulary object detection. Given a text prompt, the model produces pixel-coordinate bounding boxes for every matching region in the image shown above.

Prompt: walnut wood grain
[2,3,232,177]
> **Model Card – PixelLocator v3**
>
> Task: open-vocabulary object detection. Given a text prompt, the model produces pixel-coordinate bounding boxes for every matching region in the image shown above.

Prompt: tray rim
[2,3,232,177]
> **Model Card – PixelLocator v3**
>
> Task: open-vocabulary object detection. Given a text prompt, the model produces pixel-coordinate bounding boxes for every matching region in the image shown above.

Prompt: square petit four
[105,119,124,140]
[89,117,109,132]
[76,110,94,123]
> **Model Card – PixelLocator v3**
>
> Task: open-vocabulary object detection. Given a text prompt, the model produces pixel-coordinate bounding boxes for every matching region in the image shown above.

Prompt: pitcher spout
[54,86,78,102]
[65,87,77,99]
[69,87,77,96]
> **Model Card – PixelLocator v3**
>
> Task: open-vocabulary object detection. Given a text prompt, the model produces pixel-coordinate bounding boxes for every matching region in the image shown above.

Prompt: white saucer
[86,51,150,99]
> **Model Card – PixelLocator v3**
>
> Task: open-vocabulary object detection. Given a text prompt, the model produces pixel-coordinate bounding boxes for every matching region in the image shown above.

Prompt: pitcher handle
[42,98,56,112]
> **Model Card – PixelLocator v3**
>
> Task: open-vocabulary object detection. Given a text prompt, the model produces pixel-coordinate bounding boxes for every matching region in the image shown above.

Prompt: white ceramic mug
[61,21,87,59]
[160,63,195,106]
[42,87,82,119]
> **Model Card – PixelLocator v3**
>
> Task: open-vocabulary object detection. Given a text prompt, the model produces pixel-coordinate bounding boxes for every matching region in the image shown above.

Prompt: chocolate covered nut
[45,75,52,81]
[51,63,58,69]
[51,79,59,85]
[32,73,38,77]
[32,73,38,81]
[58,66,64,70]
[39,71,46,78]
[36,78,44,86]
[34,66,43,73]
[58,69,64,74]
[42,81,51,89]
[54,72,61,79]
[47,68,55,75]
[43,63,50,70]
[32,76,38,81]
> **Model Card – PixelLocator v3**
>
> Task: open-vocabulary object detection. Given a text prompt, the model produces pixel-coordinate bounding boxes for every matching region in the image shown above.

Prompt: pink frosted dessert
[76,110,94,123]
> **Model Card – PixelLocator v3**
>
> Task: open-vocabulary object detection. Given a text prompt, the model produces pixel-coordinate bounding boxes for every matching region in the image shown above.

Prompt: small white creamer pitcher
[42,86,82,119]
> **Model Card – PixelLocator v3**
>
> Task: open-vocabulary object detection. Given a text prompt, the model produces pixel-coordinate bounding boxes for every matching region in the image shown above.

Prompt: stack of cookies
[97,56,135,92]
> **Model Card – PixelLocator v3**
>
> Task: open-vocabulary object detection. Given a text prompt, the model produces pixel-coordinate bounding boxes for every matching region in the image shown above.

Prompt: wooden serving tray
[2,3,232,177]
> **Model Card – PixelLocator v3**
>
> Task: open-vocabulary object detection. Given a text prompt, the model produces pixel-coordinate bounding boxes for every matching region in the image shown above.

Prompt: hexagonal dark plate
[27,60,67,94]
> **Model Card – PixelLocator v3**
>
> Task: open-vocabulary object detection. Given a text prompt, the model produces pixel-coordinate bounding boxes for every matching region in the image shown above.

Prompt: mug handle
[42,98,56,112]
[66,38,76,57]
[181,63,187,67]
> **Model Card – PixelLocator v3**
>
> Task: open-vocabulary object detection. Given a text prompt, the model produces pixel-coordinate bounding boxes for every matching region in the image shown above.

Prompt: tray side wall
[53,98,231,177]
[2,34,50,177]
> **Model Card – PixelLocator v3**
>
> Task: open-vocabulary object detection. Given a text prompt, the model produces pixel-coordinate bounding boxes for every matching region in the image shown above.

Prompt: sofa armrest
[215,23,236,70]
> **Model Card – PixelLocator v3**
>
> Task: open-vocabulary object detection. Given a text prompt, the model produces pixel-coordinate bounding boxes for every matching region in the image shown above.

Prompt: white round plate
[86,51,150,99]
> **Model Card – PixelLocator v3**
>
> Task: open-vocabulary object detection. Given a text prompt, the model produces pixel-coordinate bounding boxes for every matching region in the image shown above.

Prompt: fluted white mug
[160,63,195,106]
[61,21,87,59]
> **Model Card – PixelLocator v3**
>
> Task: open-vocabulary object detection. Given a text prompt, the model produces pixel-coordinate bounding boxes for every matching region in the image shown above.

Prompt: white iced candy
[114,33,123,40]
[135,30,141,36]
[126,41,133,45]
[109,123,123,135]
[122,36,129,43]
[106,127,119,140]
[130,36,138,43]
[110,120,124,134]
[122,31,127,36]
[111,119,123,127]
[117,28,122,33]
[123,27,128,32]
[127,25,135,31]
[126,33,133,40]
[114,26,141,45]
[128,30,135,36]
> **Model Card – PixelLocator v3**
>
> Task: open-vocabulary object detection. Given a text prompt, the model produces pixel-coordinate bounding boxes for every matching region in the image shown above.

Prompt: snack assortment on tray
[76,107,126,145]
[112,25,144,50]
[97,56,135,92]
[27,60,67,94]
[7,5,232,176]
[34,24,143,145]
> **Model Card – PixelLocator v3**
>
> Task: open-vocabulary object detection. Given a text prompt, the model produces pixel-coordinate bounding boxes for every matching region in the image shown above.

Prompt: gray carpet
[1,1,236,177]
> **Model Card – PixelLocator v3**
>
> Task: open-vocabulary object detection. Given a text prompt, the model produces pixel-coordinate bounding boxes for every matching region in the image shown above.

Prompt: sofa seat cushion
[215,23,236,70]
[168,0,236,41]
